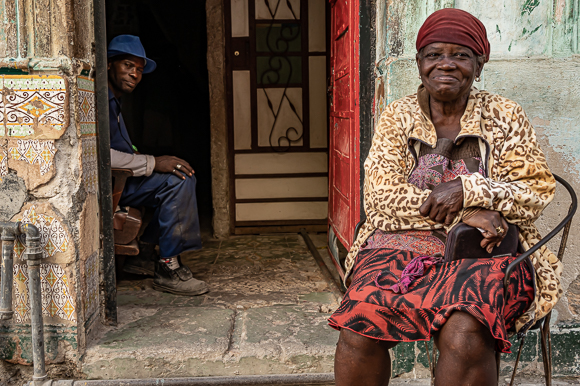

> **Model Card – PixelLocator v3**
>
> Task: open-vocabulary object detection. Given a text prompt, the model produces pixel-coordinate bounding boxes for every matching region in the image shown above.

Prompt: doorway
[224,0,330,235]
[105,0,213,231]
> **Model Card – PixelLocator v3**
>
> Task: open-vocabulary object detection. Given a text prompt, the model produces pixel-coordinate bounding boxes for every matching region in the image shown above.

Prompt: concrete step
[82,304,338,379]
[82,234,340,380]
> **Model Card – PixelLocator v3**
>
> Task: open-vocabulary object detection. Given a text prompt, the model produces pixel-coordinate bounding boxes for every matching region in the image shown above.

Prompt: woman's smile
[417,43,481,102]
[432,75,458,82]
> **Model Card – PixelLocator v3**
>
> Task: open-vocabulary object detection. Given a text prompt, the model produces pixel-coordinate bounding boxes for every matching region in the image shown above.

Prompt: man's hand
[419,179,464,226]
[462,209,509,253]
[154,156,194,179]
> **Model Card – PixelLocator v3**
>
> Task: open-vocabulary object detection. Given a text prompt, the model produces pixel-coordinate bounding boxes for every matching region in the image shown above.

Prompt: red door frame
[327,0,375,279]
[328,0,361,250]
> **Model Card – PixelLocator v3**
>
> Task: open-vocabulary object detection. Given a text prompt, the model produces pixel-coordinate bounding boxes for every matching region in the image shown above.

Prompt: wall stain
[522,25,541,37]
[521,0,540,16]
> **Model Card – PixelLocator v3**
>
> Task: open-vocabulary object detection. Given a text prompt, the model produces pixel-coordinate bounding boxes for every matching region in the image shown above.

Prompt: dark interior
[105,0,213,231]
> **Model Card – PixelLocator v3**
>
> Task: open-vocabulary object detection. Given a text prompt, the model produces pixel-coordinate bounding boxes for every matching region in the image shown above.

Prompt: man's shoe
[123,242,157,276]
[152,257,209,296]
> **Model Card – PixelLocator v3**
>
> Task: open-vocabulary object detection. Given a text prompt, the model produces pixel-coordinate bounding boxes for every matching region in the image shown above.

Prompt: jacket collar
[108,88,122,110]
[409,85,484,147]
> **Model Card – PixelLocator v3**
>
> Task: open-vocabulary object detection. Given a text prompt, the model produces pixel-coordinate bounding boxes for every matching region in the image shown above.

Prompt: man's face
[107,54,145,96]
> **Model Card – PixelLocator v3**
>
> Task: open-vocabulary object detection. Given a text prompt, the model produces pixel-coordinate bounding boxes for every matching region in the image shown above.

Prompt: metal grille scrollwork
[258,0,303,151]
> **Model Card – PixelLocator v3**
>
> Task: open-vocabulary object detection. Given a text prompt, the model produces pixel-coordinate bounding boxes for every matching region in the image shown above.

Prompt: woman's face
[416,42,483,102]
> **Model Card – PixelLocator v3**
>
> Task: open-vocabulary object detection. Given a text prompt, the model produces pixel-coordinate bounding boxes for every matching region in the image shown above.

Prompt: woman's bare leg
[434,311,497,386]
[334,329,396,386]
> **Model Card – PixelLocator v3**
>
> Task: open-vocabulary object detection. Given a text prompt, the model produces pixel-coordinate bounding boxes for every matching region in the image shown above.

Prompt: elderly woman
[329,8,561,386]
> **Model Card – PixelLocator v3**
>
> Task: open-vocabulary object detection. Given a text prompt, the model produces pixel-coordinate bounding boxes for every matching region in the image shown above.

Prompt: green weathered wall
[374,0,580,378]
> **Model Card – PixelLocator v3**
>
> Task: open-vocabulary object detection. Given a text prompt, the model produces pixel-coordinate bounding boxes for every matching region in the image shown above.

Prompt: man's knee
[167,174,196,190]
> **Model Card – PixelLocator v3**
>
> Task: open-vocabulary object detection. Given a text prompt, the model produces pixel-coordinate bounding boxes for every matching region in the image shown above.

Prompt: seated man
[107,34,208,296]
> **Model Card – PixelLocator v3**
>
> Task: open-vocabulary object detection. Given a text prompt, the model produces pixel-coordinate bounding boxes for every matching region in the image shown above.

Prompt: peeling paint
[554,0,566,22]
[522,24,541,38]
[537,118,580,177]
[521,0,540,16]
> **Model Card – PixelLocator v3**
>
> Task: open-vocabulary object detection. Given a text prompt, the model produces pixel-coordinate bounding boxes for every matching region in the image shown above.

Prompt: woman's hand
[154,156,194,179]
[462,209,509,253]
[419,179,464,226]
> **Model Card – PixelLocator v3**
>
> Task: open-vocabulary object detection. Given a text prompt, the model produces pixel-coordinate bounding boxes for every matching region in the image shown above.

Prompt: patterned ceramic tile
[8,139,56,176]
[82,251,99,319]
[81,137,98,194]
[12,264,30,322]
[0,79,4,136]
[2,75,68,139]
[77,76,96,136]
[13,205,69,260]
[0,141,7,177]
[13,263,76,323]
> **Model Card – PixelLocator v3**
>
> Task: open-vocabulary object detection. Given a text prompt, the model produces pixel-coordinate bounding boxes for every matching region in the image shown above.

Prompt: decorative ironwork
[258,0,303,152]
[263,0,298,20]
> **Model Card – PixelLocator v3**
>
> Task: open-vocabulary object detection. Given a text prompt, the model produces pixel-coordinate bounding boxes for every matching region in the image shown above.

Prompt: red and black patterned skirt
[328,248,534,353]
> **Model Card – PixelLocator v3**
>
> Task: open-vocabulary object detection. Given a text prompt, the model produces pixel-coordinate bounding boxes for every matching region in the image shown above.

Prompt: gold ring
[176,164,182,170]
[172,169,176,173]
[496,226,505,235]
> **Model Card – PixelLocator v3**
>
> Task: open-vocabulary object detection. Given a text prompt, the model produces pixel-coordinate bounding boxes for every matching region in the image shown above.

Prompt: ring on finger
[176,164,182,170]
[172,169,176,173]
[495,226,505,235]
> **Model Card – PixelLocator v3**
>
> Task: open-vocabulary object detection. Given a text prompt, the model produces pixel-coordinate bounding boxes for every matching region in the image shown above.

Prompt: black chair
[351,173,577,386]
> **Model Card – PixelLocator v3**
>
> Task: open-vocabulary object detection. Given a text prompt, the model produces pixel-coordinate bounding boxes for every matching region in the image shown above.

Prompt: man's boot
[152,256,209,296]
[123,241,156,276]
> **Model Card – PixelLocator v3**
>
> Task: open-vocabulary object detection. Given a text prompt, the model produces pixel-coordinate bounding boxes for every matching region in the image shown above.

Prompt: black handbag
[444,222,520,263]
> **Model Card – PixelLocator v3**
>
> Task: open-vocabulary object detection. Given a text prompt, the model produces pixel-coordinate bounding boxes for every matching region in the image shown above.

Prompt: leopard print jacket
[345,86,560,333]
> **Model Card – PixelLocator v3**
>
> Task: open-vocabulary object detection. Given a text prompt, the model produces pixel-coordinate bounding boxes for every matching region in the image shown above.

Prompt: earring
[418,75,422,79]
[475,76,481,82]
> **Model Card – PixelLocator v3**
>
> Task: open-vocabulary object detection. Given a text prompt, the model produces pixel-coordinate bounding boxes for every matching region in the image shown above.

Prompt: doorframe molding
[327,0,376,253]
[206,0,232,239]
[359,0,376,220]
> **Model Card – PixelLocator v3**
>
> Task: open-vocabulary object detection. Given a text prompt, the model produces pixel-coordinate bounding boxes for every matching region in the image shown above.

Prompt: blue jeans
[119,172,202,258]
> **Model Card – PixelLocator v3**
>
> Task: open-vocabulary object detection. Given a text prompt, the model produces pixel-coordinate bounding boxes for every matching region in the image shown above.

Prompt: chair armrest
[504,174,577,292]
[111,168,134,211]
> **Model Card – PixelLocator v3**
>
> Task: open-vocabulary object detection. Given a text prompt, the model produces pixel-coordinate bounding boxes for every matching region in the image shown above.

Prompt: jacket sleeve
[458,104,555,224]
[110,149,155,177]
[364,104,440,231]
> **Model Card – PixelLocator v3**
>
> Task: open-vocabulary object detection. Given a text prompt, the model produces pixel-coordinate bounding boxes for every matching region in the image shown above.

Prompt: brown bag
[113,207,142,245]
[444,222,519,263]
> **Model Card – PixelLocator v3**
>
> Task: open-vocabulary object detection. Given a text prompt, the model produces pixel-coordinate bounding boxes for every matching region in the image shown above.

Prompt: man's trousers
[119,172,202,258]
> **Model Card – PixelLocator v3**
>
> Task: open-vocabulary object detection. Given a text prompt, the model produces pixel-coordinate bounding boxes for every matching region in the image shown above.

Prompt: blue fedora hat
[107,35,157,74]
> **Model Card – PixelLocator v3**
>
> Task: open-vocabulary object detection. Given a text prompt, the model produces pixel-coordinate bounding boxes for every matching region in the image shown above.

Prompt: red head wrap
[416,8,490,62]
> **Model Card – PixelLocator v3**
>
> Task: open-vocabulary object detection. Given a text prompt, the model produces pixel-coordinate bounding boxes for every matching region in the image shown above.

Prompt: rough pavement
[82,233,341,379]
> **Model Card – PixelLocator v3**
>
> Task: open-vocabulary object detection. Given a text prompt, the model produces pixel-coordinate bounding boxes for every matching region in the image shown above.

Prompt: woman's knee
[436,312,495,359]
[338,329,396,356]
